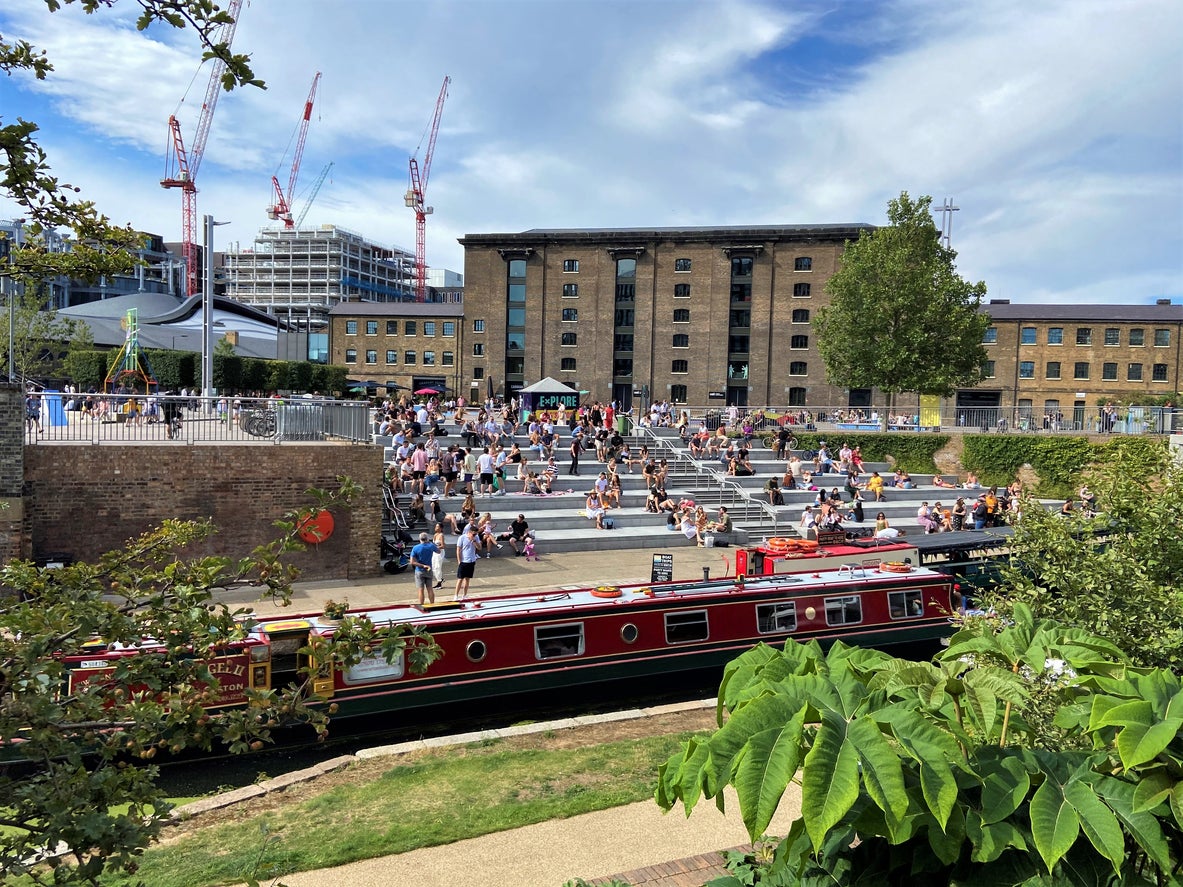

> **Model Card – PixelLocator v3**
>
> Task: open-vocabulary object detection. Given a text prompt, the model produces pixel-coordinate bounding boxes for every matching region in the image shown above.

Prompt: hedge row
[61,350,350,396]
[759,430,950,474]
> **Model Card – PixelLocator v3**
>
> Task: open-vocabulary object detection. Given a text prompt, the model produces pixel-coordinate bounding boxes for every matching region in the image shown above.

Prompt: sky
[1,0,1180,305]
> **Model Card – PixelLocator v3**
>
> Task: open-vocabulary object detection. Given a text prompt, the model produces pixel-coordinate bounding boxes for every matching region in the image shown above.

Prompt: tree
[0,483,441,885]
[1,0,263,284]
[990,438,1183,671]
[0,286,93,380]
[658,608,1183,885]
[814,192,990,424]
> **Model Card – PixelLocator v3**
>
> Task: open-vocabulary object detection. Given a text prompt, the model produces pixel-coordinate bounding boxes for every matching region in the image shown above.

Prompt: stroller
[380,532,412,574]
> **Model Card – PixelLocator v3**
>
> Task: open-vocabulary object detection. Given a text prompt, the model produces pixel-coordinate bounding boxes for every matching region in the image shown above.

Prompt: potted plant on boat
[320,598,349,624]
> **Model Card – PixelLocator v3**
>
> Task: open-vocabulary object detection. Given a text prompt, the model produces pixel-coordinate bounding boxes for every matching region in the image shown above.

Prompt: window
[562,308,578,322]
[825,595,862,626]
[983,360,996,378]
[1074,361,1089,380]
[385,320,398,335]
[757,602,798,634]
[404,350,416,365]
[508,258,527,276]
[423,321,436,337]
[731,283,751,303]
[670,384,687,403]
[675,258,692,272]
[472,343,485,356]
[1019,361,1035,379]
[563,259,579,273]
[472,320,485,333]
[1076,328,1092,345]
[561,332,577,346]
[1130,328,1145,346]
[793,282,811,298]
[443,321,455,337]
[562,283,578,297]
[405,321,417,336]
[731,256,753,277]
[1020,327,1036,345]
[614,333,633,351]
[423,351,435,366]
[982,327,997,344]
[1046,361,1061,380]
[664,610,708,643]
[344,348,356,364]
[615,308,635,327]
[1153,363,1169,382]
[473,366,484,379]
[788,386,806,406]
[672,360,688,374]
[613,358,633,376]
[794,257,812,271]
[1104,328,1120,346]
[673,308,690,323]
[535,623,584,660]
[560,357,576,372]
[385,350,397,364]
[617,258,636,278]
[365,320,378,335]
[345,320,357,335]
[672,334,689,348]
[1102,362,1117,380]
[728,335,749,354]
[728,361,748,380]
[674,283,691,298]
[507,307,526,328]
[729,309,750,328]
[364,349,376,364]
[790,335,809,349]
[1155,329,1171,347]
[888,590,924,620]
[789,361,807,376]
[1048,327,1063,345]
[442,351,453,366]
[1128,363,1143,381]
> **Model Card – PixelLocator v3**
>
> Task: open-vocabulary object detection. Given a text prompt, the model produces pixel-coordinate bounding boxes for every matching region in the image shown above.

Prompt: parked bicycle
[241,409,277,438]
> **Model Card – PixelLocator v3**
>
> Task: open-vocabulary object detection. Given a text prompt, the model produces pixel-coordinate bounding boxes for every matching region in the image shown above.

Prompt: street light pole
[202,215,230,401]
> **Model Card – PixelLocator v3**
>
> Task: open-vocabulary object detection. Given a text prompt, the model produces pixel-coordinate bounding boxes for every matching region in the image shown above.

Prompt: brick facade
[0,384,29,565]
[22,444,383,580]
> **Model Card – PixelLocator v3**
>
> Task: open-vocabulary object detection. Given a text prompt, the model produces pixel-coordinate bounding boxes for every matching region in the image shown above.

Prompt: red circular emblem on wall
[297,509,335,544]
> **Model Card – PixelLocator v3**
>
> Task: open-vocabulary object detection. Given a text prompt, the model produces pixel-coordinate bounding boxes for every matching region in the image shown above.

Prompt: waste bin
[616,415,630,436]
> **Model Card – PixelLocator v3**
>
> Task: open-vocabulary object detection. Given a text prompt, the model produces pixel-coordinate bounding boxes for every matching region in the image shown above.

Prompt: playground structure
[103,309,159,394]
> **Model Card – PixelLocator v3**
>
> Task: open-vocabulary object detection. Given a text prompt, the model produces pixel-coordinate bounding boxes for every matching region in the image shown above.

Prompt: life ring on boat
[766,537,791,552]
[592,585,623,598]
[796,539,819,552]
[880,562,913,573]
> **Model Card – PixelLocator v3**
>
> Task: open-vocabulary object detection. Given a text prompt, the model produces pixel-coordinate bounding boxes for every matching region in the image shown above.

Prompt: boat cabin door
[261,621,314,693]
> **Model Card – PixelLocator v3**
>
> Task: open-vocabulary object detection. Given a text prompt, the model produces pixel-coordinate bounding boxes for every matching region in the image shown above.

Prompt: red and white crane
[161,0,245,297]
[267,72,322,228]
[405,75,450,302]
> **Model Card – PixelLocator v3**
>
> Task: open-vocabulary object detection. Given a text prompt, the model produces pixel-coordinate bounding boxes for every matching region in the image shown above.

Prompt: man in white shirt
[477,448,496,497]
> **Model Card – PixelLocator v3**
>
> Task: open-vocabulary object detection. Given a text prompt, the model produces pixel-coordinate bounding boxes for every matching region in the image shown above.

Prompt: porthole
[466,640,487,663]
[620,623,639,644]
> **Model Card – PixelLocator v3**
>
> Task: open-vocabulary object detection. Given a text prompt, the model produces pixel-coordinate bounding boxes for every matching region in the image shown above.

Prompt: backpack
[603,516,616,529]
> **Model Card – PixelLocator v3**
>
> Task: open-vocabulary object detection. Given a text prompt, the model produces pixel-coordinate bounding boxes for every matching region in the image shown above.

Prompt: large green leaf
[1091,698,1153,730]
[966,809,1028,863]
[846,714,908,829]
[979,754,1031,825]
[1062,778,1125,873]
[709,689,811,778]
[1091,773,1173,871]
[801,713,860,849]
[926,802,965,865]
[656,736,713,815]
[1131,768,1176,814]
[878,708,962,826]
[731,707,807,839]
[1115,717,1183,770]
[1029,775,1080,872]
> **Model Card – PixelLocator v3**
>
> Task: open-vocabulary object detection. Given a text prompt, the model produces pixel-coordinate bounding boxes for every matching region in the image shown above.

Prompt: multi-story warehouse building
[223,226,417,339]
[458,225,872,409]
[979,300,1183,429]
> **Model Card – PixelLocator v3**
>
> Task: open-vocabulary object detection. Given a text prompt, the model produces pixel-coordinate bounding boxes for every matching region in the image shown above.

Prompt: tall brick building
[458,225,872,408]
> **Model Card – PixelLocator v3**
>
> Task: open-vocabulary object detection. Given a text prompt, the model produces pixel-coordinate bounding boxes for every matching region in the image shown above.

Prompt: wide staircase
[379,421,1042,559]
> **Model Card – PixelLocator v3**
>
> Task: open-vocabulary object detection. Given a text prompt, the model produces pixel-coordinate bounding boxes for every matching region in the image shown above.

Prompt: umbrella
[414,387,441,396]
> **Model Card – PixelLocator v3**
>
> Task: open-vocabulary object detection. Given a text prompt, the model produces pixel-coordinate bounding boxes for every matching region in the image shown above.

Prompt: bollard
[702,567,710,582]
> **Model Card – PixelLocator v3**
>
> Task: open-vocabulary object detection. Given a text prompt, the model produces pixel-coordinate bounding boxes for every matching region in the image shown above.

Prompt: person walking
[409,531,440,607]
[568,433,583,476]
[454,524,480,600]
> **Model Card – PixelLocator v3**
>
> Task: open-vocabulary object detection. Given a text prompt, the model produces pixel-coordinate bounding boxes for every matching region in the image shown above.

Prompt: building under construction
[222,225,418,335]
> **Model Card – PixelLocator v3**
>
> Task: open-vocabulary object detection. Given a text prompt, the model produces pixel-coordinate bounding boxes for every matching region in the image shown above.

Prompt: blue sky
[1,0,1180,304]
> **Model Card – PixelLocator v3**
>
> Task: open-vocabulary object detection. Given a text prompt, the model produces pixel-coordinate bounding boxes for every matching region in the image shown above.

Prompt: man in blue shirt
[409,531,440,606]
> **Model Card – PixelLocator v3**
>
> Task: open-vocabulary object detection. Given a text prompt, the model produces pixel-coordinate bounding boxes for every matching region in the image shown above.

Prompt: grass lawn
[99,720,710,887]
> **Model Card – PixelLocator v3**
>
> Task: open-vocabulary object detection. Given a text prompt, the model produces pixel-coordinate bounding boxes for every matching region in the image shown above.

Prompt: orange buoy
[297,509,335,544]
[766,537,790,552]
[592,585,623,599]
[880,562,913,573]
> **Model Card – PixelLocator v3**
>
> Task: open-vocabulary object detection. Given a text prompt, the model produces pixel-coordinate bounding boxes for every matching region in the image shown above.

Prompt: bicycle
[242,410,278,438]
[761,433,798,452]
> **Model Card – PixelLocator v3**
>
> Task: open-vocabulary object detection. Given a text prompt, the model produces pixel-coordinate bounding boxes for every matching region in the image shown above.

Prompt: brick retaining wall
[23,443,382,580]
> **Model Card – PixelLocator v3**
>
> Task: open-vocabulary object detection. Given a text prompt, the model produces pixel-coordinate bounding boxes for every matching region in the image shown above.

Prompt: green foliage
[215,353,243,392]
[0,481,441,885]
[61,348,107,389]
[815,192,990,418]
[762,430,949,473]
[990,440,1183,671]
[658,607,1181,885]
[0,287,92,381]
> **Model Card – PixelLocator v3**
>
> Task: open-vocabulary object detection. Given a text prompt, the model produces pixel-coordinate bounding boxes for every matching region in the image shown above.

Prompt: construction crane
[267,72,322,228]
[295,161,334,229]
[405,75,450,302]
[161,0,245,297]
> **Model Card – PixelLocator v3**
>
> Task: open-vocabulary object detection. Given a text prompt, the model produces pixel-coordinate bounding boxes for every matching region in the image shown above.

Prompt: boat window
[665,610,709,644]
[620,623,639,644]
[467,640,488,663]
[888,590,925,620]
[825,595,862,626]
[535,623,585,660]
[757,602,798,634]
[342,651,405,685]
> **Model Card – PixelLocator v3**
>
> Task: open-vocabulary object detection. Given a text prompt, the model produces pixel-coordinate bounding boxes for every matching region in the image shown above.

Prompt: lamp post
[202,215,230,402]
